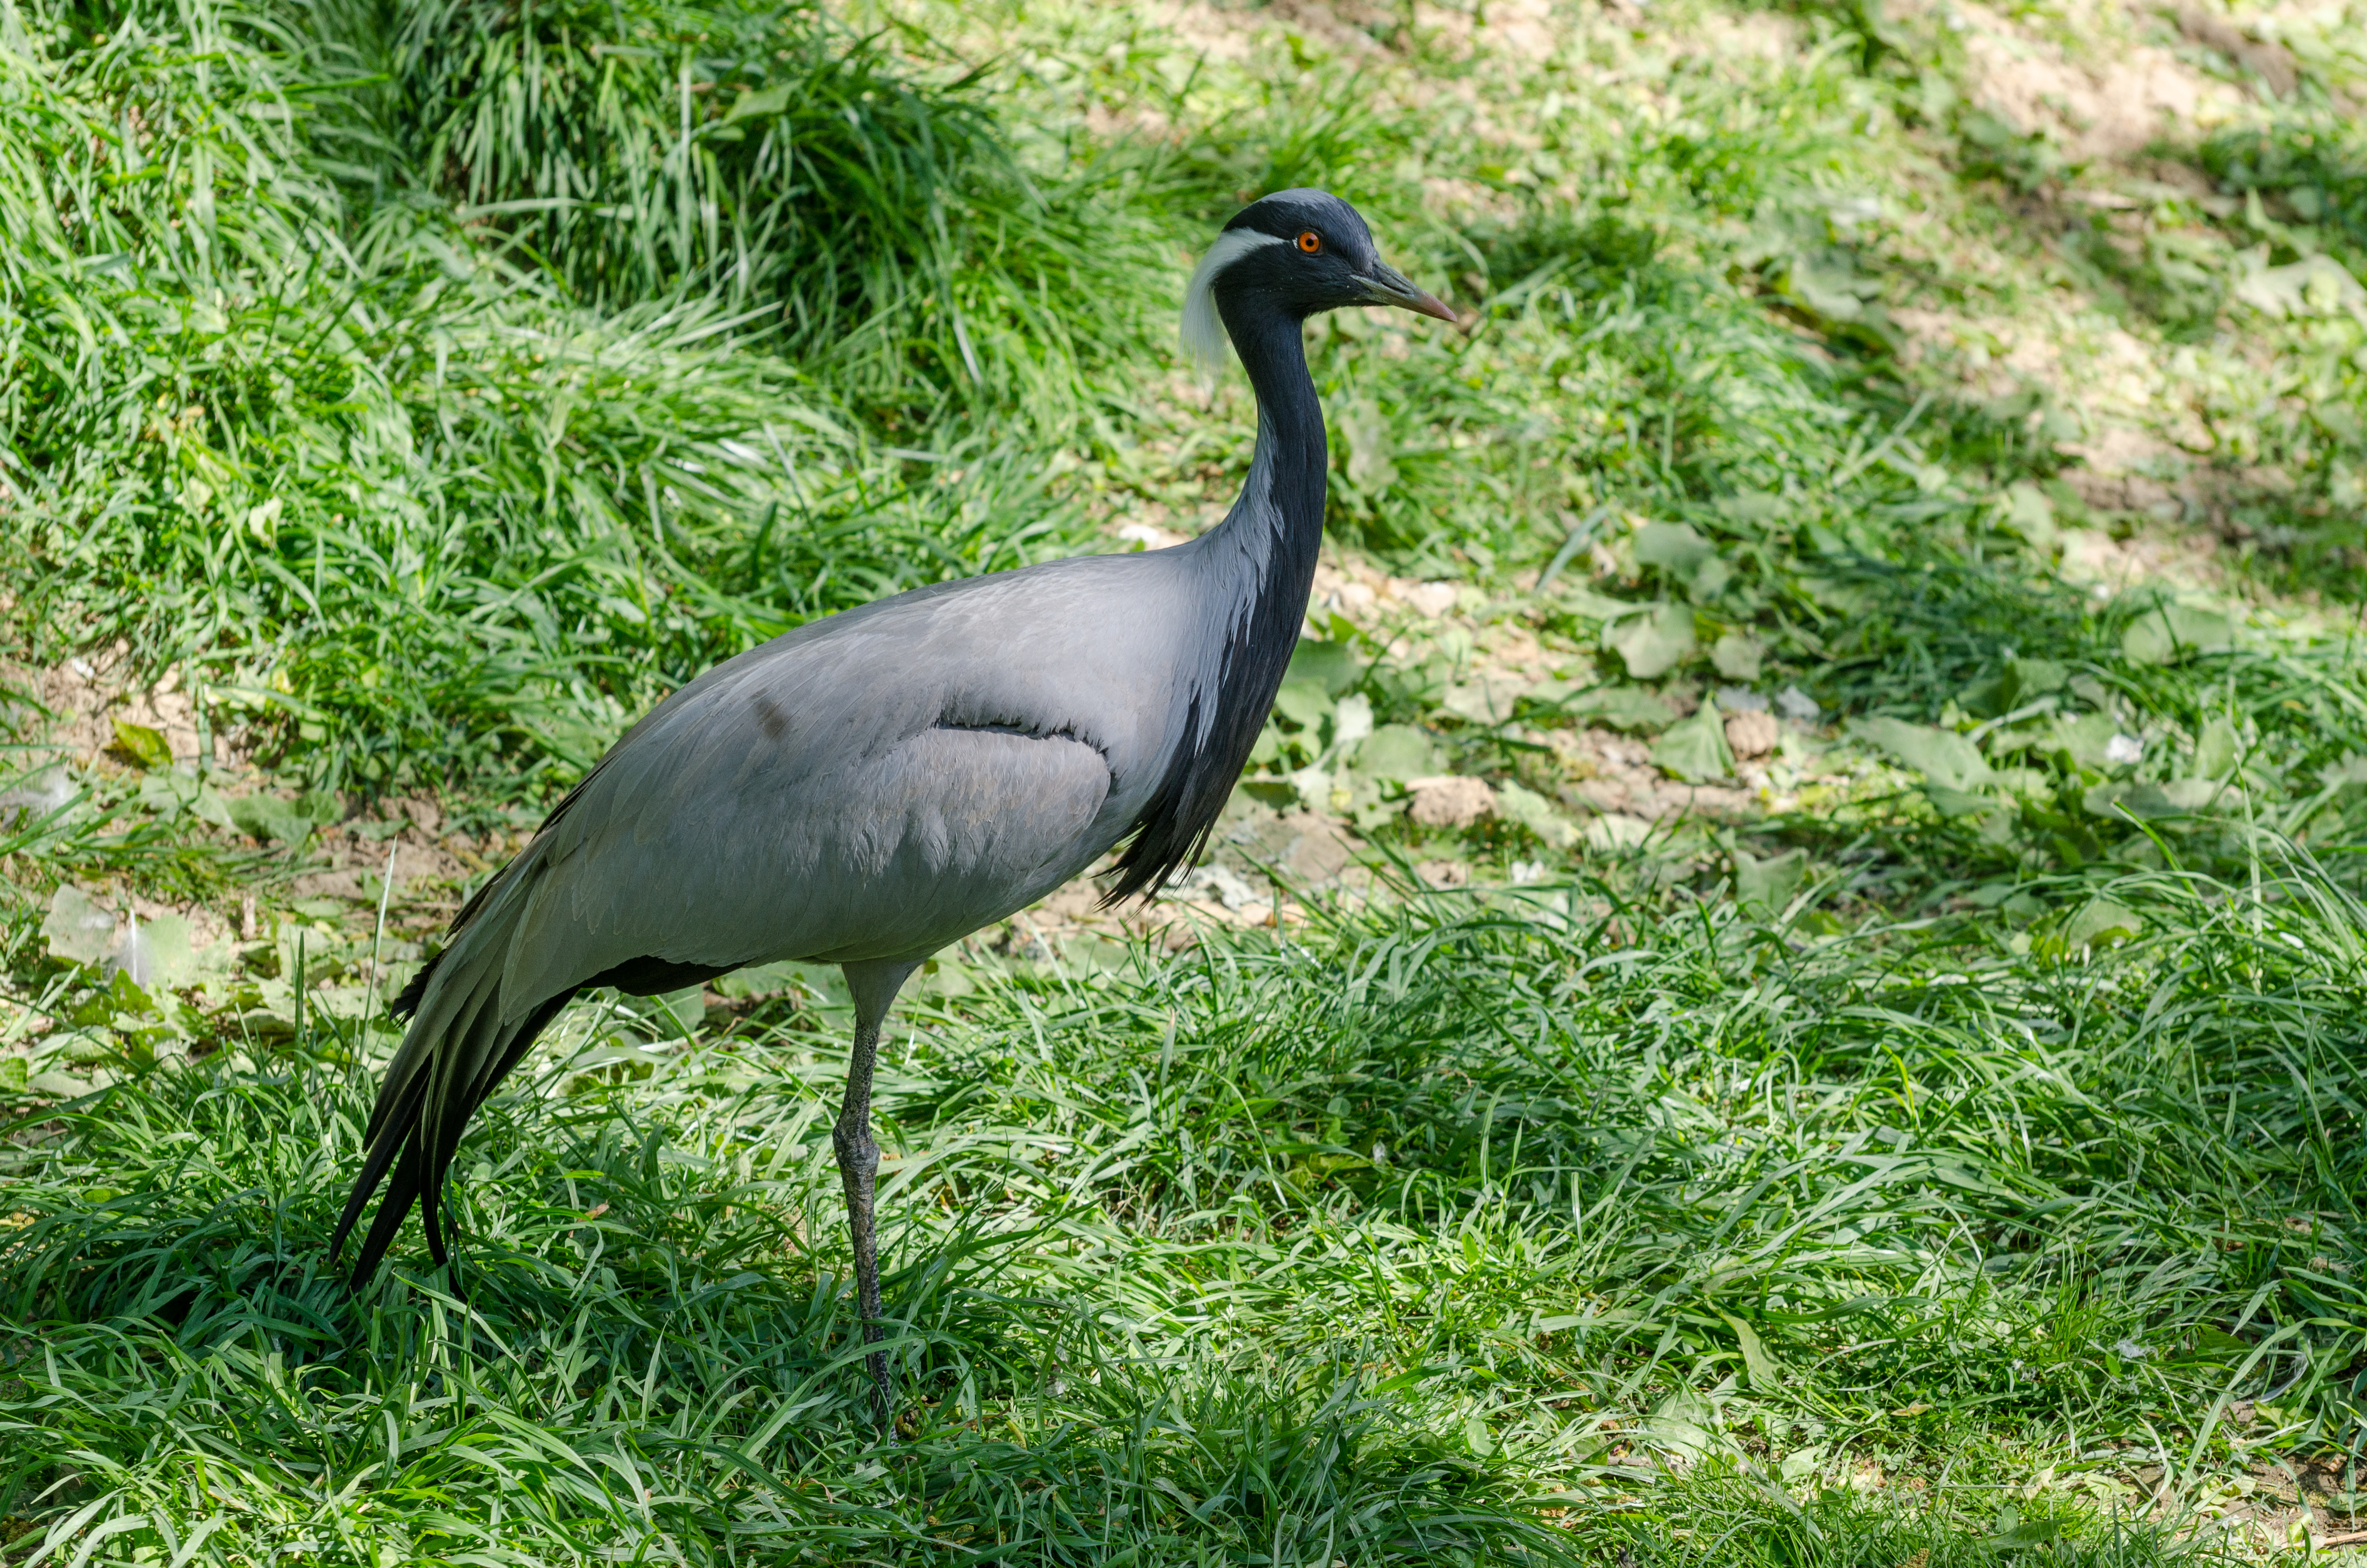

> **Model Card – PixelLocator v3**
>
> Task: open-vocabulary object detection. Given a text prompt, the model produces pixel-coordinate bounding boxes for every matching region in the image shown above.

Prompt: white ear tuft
[1180,229,1288,375]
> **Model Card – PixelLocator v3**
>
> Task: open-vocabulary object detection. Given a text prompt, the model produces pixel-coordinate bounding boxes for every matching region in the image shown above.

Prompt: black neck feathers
[1105,296,1325,903]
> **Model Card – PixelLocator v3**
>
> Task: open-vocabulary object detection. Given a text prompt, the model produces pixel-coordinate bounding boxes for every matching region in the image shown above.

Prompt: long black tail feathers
[333,991,569,1290]
[336,941,731,1288]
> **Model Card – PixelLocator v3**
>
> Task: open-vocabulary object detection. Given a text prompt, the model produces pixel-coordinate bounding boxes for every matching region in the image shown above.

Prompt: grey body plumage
[333,189,1453,1428]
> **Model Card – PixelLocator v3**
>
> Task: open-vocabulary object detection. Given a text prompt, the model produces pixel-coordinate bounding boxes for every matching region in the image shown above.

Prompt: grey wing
[496,544,1213,1003]
[480,554,1199,1006]
[504,706,1117,996]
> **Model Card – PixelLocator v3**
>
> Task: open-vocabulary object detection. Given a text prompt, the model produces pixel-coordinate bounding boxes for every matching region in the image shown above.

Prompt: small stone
[1724,710,1779,760]
[1174,864,1260,910]
[1407,775,1495,827]
[1403,581,1460,617]
[1278,813,1354,882]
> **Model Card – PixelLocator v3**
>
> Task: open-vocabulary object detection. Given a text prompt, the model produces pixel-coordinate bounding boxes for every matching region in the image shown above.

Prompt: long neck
[1207,303,1327,596]
[1101,299,1329,903]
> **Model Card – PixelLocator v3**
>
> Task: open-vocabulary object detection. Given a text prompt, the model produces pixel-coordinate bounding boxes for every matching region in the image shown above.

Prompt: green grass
[9,851,2361,1561]
[8,0,2367,1558]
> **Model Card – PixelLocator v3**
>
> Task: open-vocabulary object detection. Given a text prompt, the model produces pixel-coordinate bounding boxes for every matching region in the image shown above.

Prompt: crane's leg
[835,960,917,1434]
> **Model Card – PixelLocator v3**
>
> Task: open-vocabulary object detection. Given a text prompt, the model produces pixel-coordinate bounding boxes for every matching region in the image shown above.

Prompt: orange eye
[1296,230,1322,253]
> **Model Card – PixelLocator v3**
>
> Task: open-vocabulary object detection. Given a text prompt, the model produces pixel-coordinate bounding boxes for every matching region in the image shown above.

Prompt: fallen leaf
[1609,603,1696,680]
[41,887,116,966]
[1652,708,1733,782]
[1854,717,1995,792]
[110,720,172,771]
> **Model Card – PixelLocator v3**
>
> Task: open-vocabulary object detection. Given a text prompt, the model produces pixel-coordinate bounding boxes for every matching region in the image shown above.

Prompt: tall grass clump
[316,0,1173,419]
[0,0,1160,792]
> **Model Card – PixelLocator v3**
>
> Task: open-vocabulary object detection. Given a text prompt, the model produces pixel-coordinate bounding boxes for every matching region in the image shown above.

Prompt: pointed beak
[1356,262,1458,322]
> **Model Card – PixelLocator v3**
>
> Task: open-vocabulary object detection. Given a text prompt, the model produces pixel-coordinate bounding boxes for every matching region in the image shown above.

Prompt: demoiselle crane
[332,189,1455,1425]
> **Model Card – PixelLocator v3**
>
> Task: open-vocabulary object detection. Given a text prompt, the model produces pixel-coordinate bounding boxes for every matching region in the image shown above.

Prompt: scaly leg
[835,961,916,1434]
[832,1014,894,1429]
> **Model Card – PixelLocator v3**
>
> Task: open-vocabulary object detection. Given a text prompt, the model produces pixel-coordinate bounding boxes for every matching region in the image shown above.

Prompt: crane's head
[1181,189,1455,372]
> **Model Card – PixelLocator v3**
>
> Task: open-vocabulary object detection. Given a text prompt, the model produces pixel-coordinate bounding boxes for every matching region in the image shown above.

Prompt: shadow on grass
[0,1038,1577,1565]
[1595,1470,2229,1568]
